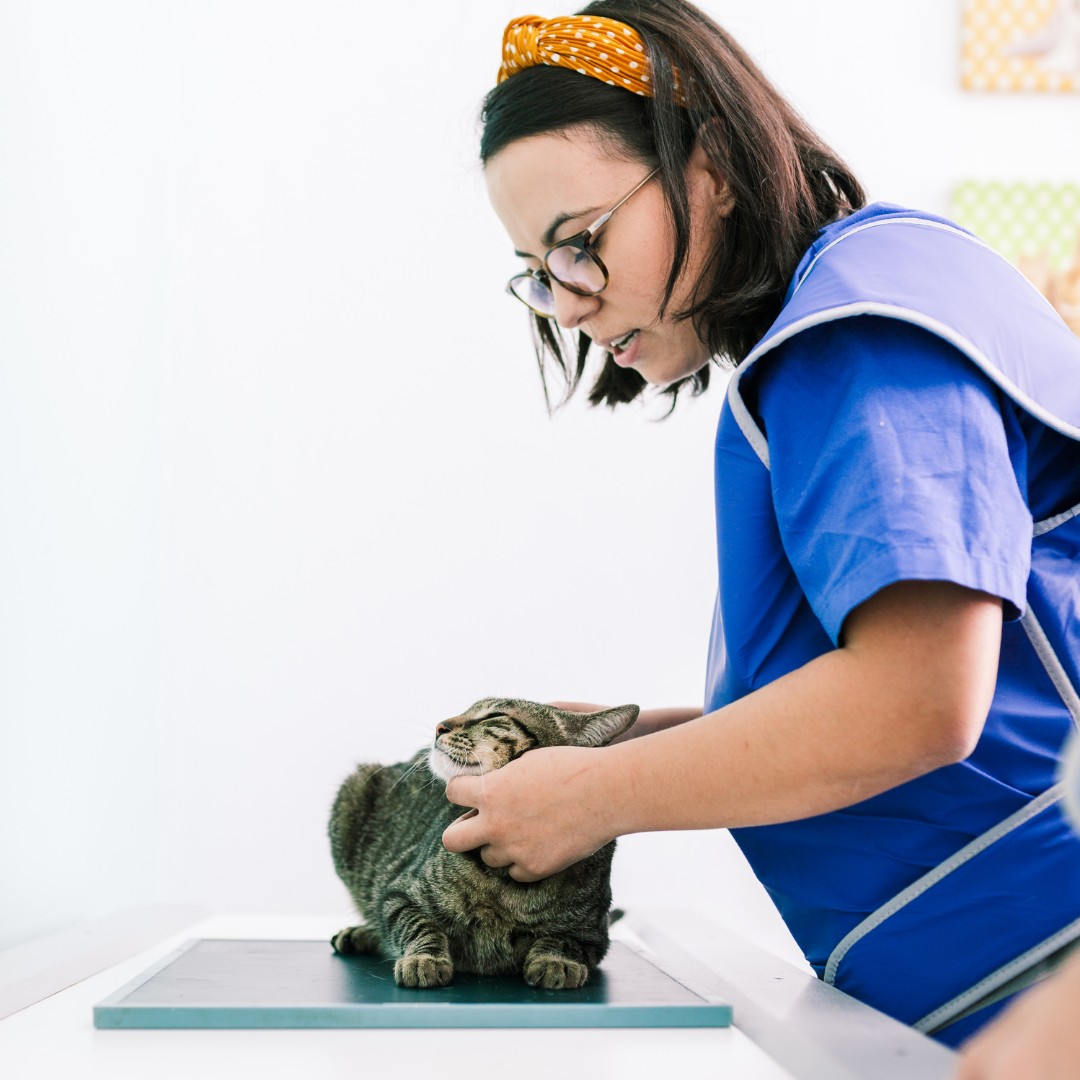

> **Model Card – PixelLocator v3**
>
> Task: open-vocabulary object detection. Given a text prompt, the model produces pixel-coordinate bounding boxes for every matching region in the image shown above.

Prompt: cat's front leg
[385,898,454,988]
[523,936,591,990]
[395,949,453,989]
[330,924,378,956]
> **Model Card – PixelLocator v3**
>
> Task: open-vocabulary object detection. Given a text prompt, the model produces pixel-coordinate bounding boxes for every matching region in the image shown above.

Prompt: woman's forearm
[596,582,1002,837]
[599,651,937,835]
[548,702,702,741]
[616,706,702,741]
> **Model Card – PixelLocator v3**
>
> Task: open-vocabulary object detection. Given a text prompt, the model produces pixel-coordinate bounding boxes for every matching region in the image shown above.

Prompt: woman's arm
[444,580,1001,881]
[548,702,703,742]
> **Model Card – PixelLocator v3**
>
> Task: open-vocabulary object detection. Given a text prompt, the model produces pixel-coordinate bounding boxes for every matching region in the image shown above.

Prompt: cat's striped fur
[328,697,638,989]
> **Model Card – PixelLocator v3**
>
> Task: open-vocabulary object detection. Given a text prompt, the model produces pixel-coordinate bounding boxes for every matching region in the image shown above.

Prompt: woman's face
[485,125,730,387]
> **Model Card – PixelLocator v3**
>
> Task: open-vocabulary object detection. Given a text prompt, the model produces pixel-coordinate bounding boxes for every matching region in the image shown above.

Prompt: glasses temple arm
[584,166,662,234]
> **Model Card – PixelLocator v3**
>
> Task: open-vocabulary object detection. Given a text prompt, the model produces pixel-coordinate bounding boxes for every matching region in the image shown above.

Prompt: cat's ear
[558,705,640,747]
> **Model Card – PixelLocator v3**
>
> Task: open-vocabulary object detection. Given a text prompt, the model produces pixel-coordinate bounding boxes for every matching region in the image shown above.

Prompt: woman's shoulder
[734,200,1080,462]
[788,201,984,298]
[770,199,1060,342]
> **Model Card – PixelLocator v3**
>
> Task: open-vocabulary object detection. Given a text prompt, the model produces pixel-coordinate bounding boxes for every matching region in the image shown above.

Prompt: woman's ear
[688,123,735,216]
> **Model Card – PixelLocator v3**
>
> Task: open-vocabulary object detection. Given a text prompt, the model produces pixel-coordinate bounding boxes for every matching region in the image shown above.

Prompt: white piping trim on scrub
[1034,500,1080,538]
[823,784,1063,987]
[792,219,990,295]
[725,216,1080,470]
[726,301,1080,470]
[724,368,770,466]
[1021,610,1080,730]
[914,916,1080,1034]
[789,217,1065,325]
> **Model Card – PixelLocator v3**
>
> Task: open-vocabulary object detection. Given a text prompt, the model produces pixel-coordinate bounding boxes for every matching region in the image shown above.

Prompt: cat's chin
[426,747,487,784]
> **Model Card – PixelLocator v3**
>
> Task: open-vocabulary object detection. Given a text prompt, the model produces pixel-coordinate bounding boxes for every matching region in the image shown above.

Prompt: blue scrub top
[704,203,1080,1046]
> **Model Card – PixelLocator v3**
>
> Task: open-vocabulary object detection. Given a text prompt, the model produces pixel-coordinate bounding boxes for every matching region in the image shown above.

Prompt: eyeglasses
[506,167,660,318]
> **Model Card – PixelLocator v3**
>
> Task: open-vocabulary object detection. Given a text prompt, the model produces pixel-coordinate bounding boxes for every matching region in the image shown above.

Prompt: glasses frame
[507,166,661,318]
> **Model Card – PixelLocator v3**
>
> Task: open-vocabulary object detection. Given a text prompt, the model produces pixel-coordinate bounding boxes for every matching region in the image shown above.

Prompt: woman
[442,0,1080,1048]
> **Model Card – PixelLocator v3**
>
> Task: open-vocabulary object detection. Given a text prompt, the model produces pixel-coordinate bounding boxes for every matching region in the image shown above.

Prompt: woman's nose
[551,281,600,330]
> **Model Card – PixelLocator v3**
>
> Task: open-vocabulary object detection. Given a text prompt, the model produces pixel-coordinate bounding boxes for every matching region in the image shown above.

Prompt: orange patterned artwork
[962,0,1080,91]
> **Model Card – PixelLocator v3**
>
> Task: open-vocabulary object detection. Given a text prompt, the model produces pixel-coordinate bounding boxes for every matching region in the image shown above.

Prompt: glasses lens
[546,242,606,294]
[509,272,555,316]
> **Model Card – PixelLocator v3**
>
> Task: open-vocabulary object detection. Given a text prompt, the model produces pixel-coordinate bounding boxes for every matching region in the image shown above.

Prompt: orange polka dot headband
[498,14,684,102]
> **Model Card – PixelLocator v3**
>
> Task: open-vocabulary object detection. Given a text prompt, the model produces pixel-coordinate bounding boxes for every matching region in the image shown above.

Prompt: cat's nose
[435,722,451,737]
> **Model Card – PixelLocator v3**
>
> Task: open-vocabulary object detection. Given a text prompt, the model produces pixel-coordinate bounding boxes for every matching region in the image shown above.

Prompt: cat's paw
[330,925,377,955]
[394,953,454,988]
[524,954,589,990]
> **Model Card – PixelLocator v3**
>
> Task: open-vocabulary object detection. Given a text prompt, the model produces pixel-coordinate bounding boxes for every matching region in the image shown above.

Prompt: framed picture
[952,182,1080,333]
[962,0,1080,92]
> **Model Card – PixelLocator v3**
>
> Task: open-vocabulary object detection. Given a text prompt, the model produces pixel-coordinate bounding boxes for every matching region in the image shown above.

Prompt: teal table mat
[93,938,731,1029]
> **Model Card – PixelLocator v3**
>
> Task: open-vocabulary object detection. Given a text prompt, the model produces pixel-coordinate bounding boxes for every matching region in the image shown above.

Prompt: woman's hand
[441,745,618,882]
[954,951,1080,1079]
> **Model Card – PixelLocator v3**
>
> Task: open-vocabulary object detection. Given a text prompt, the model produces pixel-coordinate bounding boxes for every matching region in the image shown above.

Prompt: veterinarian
[441,0,1080,1050]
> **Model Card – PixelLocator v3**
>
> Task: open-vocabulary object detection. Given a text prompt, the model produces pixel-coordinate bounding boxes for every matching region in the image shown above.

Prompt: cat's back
[328,751,453,899]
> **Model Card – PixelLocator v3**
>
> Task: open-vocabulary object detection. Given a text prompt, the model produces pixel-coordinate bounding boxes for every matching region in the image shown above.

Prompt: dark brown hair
[480,0,865,411]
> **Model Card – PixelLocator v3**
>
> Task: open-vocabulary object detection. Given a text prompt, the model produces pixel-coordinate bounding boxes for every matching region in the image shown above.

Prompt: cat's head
[425,698,639,784]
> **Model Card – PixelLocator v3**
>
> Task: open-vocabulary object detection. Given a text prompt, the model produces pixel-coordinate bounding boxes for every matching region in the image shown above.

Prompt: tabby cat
[328,697,639,989]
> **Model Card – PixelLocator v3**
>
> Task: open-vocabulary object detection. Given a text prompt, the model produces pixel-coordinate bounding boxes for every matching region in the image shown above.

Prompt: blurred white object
[1003,0,1080,74]
[1060,728,1080,835]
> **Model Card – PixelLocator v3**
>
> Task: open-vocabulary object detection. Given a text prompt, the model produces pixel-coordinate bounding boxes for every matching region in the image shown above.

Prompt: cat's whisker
[417,769,444,793]
[390,760,423,786]
[388,757,428,794]
[364,763,399,787]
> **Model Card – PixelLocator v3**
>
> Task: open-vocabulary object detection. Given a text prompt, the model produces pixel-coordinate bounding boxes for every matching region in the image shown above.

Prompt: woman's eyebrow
[514,206,603,258]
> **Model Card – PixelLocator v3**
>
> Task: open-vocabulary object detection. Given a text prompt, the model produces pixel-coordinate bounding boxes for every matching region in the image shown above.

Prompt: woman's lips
[611,331,642,368]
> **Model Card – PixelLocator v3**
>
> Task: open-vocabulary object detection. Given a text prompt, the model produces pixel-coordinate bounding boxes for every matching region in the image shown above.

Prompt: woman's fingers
[479,845,511,869]
[445,776,480,809]
[442,806,486,853]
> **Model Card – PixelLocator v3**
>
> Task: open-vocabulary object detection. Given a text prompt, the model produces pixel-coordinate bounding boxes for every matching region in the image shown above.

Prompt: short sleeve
[751,315,1033,645]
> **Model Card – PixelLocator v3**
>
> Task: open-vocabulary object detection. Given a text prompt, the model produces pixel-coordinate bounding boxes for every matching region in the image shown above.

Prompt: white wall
[2,0,1078,960]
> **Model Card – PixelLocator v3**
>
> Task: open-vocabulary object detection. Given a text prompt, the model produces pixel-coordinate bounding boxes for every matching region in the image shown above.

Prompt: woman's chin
[638,352,711,388]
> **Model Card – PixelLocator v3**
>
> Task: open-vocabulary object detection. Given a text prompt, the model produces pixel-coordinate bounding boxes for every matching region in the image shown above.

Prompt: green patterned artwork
[951,182,1080,270]
[951,182,1080,336]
